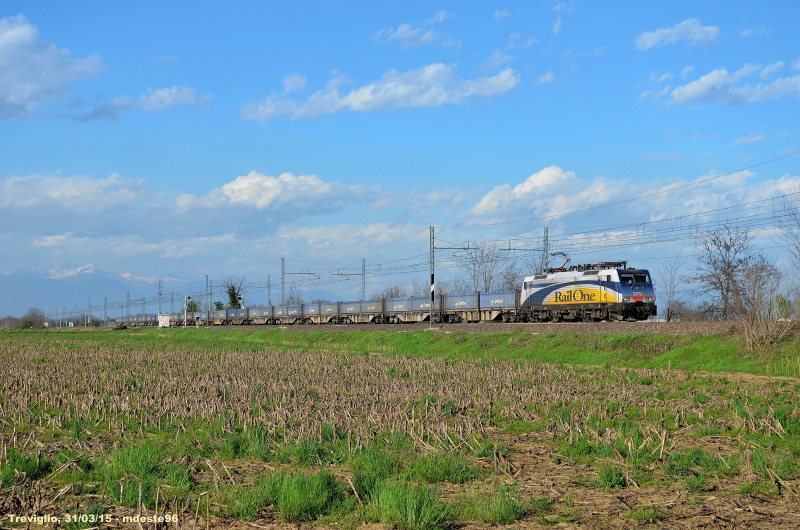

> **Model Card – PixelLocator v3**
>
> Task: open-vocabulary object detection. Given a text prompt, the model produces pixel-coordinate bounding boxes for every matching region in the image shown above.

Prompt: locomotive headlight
[622,297,631,302]
[645,297,653,302]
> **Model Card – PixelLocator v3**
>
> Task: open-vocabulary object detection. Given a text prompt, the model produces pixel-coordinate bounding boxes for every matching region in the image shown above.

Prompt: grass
[454,485,528,524]
[3,328,800,527]
[7,326,800,375]
[369,482,451,530]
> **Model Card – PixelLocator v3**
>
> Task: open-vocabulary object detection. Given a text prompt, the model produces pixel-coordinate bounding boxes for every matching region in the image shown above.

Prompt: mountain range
[0,264,345,318]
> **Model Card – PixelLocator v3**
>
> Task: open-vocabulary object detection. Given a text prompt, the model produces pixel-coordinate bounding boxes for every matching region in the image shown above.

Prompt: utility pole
[87,298,91,327]
[170,293,174,314]
[126,292,130,319]
[268,275,271,306]
[205,275,209,326]
[540,227,550,273]
[281,258,285,306]
[361,258,366,300]
[430,226,434,329]
[158,279,163,315]
[103,297,107,324]
[141,298,145,322]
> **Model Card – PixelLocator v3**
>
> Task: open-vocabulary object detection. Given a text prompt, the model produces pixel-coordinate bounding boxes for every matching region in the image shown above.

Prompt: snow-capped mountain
[0,264,194,317]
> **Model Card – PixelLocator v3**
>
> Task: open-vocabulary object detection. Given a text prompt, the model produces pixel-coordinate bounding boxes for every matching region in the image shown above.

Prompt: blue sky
[1,1,800,299]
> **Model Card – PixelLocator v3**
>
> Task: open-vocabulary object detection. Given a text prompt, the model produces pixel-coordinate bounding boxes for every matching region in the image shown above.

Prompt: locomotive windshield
[619,272,651,286]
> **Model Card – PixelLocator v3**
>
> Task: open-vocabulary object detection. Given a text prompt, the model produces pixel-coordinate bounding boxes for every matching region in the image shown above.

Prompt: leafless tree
[368,284,408,300]
[454,242,517,291]
[653,251,687,321]
[779,186,800,277]
[434,275,471,295]
[499,260,523,290]
[285,283,304,305]
[411,278,429,298]
[224,276,246,309]
[733,255,795,351]
[692,226,754,320]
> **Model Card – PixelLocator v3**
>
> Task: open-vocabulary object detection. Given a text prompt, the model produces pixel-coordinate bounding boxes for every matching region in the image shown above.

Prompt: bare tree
[411,278,429,298]
[692,226,754,320]
[369,284,408,300]
[780,187,800,277]
[734,255,795,351]
[223,276,246,309]
[454,242,515,291]
[285,283,304,305]
[434,275,471,295]
[653,251,687,321]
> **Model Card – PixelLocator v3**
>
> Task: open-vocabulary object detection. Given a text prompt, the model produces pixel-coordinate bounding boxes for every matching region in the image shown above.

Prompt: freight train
[117,261,656,327]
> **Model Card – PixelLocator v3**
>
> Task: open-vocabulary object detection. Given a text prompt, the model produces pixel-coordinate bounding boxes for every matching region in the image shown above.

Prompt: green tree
[214,301,225,310]
[186,300,199,312]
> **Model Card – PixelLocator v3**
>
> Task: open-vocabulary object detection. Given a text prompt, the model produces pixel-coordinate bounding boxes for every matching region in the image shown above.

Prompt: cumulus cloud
[241,64,520,122]
[0,14,105,119]
[73,86,212,121]
[731,133,766,146]
[175,171,382,216]
[635,19,719,50]
[464,166,614,221]
[669,63,800,105]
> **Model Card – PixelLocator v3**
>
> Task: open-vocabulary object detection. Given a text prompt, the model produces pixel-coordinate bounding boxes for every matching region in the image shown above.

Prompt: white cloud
[376,11,453,47]
[176,171,382,216]
[494,10,510,20]
[75,86,212,120]
[154,54,179,62]
[731,133,766,146]
[282,74,307,93]
[376,23,436,47]
[535,71,556,85]
[428,10,454,23]
[0,14,105,119]
[658,72,673,82]
[792,57,800,71]
[635,19,719,50]
[242,64,520,122]
[669,63,800,105]
[553,16,563,35]
[760,62,784,79]
[0,173,153,213]
[508,33,538,49]
[681,66,694,77]
[480,50,513,70]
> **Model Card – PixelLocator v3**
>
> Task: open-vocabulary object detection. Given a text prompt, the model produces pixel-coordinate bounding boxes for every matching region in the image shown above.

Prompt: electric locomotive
[520,261,656,322]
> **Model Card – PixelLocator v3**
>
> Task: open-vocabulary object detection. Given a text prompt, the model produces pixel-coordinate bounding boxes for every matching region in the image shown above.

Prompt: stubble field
[1,328,799,529]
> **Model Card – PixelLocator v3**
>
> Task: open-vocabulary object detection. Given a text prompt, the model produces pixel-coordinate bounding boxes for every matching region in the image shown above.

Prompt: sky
[2,1,800,301]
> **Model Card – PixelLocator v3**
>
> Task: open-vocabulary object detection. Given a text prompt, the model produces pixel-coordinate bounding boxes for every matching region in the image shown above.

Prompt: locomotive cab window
[619,272,651,286]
